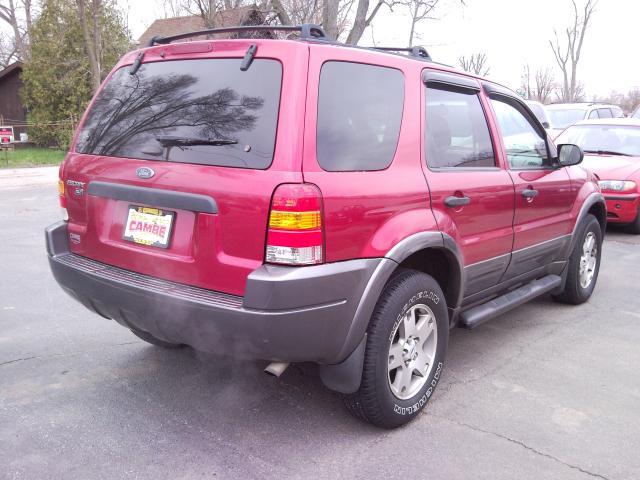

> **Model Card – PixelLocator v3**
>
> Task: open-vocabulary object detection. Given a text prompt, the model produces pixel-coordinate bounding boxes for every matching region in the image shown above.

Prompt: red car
[46,24,605,428]
[556,118,640,233]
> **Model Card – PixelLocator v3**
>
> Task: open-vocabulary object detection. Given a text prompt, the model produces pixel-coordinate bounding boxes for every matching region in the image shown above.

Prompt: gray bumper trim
[46,222,381,364]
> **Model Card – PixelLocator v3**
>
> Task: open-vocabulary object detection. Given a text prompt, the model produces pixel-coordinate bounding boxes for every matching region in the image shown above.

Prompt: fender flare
[570,192,606,251]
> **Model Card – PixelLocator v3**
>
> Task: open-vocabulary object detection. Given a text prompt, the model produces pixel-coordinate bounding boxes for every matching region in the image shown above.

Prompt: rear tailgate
[61,40,308,296]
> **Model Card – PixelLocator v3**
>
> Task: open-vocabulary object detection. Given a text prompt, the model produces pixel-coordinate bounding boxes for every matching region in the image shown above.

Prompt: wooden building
[137,7,270,46]
[0,62,27,141]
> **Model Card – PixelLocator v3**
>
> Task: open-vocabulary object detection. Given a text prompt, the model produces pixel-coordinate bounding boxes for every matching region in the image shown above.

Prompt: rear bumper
[46,221,383,364]
[605,194,639,224]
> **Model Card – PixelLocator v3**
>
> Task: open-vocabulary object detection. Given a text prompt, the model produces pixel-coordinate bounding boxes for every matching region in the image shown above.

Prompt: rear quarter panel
[301,46,437,261]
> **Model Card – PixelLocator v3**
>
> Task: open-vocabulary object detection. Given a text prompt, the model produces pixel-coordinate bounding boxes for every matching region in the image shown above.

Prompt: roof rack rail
[371,46,432,61]
[148,24,329,47]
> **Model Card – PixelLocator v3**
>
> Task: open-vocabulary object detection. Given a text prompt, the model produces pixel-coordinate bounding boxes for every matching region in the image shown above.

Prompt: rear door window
[75,58,282,169]
[425,87,496,169]
[316,61,404,171]
[597,108,613,118]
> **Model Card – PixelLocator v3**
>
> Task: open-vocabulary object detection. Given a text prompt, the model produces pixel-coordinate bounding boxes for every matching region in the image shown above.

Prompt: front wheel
[553,214,602,305]
[344,269,449,429]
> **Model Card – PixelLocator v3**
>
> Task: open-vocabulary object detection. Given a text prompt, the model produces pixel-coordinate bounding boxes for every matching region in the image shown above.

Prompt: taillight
[266,183,324,265]
[58,179,67,208]
[58,178,68,220]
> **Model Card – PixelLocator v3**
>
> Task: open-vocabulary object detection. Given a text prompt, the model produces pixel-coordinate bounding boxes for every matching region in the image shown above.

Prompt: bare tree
[21,0,32,33]
[534,67,556,104]
[270,0,294,25]
[402,0,439,46]
[76,0,103,92]
[549,0,597,102]
[0,31,18,68]
[321,0,339,39]
[521,65,557,103]
[345,0,384,44]
[458,52,489,76]
[0,0,27,59]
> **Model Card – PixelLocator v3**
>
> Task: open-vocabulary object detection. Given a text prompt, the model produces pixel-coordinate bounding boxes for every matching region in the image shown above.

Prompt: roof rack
[148,24,329,46]
[146,23,434,64]
[371,46,432,61]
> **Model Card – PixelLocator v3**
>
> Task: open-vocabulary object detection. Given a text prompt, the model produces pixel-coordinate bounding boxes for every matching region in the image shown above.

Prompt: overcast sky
[121,0,638,97]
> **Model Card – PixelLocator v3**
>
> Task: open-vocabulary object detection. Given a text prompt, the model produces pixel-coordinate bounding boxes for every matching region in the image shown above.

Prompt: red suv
[46,25,606,428]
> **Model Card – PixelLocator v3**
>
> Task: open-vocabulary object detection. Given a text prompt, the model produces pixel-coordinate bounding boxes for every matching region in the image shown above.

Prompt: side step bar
[458,274,562,329]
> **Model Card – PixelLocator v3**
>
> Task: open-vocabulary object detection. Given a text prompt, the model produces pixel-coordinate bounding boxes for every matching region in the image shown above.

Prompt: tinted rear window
[76,59,282,169]
[316,61,404,171]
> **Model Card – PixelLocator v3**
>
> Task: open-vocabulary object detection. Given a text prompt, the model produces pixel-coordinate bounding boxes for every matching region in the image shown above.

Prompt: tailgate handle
[87,181,218,214]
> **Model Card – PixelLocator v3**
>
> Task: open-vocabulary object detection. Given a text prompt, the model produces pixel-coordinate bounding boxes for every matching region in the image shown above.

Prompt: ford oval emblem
[136,167,155,179]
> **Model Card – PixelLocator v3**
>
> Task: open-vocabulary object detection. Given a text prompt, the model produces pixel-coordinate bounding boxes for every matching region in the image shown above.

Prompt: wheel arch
[321,232,464,394]
[572,192,606,250]
[337,232,464,360]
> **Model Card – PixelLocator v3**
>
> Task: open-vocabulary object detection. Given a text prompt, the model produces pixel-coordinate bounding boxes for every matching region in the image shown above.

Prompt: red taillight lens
[266,184,324,265]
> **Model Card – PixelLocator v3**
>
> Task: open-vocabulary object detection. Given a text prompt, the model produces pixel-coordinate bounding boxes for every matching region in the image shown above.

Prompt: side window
[425,87,495,168]
[316,62,404,171]
[491,99,550,169]
[588,109,599,119]
[598,108,613,118]
[612,107,624,118]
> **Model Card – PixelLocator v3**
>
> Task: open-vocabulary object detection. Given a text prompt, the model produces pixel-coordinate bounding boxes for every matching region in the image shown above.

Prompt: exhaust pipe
[264,362,289,378]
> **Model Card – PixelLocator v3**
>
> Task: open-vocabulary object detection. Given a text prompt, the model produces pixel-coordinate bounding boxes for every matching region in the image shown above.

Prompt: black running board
[458,274,562,329]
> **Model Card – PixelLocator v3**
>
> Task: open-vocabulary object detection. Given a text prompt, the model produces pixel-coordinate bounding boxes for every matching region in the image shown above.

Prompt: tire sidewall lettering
[393,362,443,416]
[388,290,440,343]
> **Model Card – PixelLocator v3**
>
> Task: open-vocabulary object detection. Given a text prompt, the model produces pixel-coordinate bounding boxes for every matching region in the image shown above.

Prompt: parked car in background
[525,100,551,129]
[632,105,640,119]
[557,118,640,233]
[46,24,605,429]
[547,103,625,138]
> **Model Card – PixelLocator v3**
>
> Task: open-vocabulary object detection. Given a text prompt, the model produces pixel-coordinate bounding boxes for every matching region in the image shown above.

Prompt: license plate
[123,205,175,249]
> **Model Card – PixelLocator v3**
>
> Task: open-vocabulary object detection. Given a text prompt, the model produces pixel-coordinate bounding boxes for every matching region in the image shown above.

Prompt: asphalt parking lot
[1,168,639,480]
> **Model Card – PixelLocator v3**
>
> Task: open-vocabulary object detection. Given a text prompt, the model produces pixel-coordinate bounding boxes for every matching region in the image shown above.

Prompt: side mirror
[557,143,584,166]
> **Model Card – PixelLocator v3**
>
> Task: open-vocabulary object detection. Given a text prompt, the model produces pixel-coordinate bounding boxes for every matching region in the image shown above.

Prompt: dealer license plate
[123,205,175,248]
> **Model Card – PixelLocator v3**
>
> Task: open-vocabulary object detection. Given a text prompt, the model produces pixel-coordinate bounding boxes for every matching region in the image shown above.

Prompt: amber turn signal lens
[269,210,321,230]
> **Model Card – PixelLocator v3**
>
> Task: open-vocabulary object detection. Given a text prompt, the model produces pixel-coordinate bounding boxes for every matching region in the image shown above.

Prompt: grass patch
[0,147,66,169]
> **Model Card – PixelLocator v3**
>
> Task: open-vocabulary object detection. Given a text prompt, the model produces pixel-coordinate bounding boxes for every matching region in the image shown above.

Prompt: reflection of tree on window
[79,73,263,158]
[75,59,282,169]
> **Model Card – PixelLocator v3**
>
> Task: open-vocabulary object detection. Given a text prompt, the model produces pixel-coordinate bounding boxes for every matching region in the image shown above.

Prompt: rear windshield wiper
[155,136,238,147]
[583,150,631,156]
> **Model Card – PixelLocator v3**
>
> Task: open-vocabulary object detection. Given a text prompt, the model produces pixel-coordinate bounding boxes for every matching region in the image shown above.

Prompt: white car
[547,103,624,138]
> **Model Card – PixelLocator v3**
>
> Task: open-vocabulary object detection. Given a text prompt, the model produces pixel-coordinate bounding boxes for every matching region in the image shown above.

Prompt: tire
[553,214,602,305]
[129,327,184,348]
[344,269,449,429]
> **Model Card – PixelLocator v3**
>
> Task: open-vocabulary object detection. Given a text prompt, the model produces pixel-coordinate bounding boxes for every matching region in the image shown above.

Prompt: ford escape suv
[46,25,606,429]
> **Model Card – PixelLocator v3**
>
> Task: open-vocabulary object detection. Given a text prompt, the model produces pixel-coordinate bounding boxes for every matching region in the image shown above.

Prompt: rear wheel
[129,327,184,349]
[553,214,602,304]
[344,269,448,429]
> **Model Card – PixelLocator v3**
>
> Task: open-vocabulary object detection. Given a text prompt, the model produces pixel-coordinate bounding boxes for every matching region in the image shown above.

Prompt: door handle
[522,189,539,199]
[444,196,471,207]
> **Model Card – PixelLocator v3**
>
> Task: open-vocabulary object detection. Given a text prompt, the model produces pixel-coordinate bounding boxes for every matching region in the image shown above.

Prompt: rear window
[547,108,586,129]
[75,58,282,169]
[316,61,404,171]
